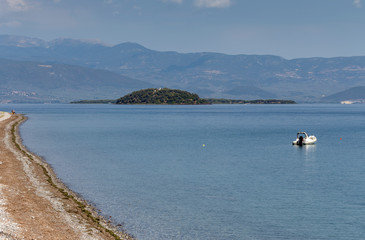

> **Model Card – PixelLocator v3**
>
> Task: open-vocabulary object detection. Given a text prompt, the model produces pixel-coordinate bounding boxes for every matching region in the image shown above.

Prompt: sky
[0,0,365,59]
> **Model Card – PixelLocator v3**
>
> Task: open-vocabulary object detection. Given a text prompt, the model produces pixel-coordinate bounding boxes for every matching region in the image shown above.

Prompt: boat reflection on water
[294,144,317,162]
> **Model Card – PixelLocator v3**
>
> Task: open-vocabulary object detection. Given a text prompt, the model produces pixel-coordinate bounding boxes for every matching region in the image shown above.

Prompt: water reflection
[294,144,317,162]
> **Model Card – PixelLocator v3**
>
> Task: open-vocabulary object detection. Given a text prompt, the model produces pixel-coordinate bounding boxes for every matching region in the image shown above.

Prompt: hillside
[115,88,208,104]
[321,86,365,103]
[0,58,153,103]
[2,35,365,102]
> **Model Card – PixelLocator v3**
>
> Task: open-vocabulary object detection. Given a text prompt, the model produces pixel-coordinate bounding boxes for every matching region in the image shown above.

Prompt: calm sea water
[2,104,365,240]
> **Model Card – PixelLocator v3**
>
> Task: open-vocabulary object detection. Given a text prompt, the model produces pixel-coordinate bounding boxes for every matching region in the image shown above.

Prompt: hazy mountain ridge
[322,86,365,103]
[0,58,153,103]
[1,35,365,102]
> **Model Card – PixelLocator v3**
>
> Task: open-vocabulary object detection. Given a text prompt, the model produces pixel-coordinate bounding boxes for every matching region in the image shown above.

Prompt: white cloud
[3,0,29,11]
[354,0,362,8]
[194,0,231,8]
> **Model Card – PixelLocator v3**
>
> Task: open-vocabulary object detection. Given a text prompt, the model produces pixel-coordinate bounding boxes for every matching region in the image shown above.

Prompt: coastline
[0,114,134,240]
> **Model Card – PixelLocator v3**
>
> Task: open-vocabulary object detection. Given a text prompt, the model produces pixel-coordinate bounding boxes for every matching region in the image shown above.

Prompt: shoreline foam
[0,114,134,240]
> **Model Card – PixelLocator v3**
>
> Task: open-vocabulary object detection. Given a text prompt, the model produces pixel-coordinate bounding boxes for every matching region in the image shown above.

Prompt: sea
[2,103,365,240]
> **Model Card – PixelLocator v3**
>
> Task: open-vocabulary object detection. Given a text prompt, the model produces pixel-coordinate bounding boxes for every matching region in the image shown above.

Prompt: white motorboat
[292,132,317,145]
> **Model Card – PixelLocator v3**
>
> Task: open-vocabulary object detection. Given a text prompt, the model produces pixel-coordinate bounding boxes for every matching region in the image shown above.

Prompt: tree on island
[115,88,209,105]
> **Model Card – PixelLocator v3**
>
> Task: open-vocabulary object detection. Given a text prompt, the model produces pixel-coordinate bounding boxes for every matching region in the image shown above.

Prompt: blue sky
[0,0,364,59]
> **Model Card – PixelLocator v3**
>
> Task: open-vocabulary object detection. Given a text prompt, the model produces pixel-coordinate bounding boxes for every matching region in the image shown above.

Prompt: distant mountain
[2,34,365,102]
[0,58,153,103]
[321,86,365,103]
[223,86,277,99]
[0,35,48,47]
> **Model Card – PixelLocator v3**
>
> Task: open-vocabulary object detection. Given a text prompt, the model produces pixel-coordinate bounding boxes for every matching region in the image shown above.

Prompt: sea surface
[2,104,365,240]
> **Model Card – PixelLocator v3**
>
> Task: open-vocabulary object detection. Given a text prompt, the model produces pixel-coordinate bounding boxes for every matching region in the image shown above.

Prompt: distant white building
[341,99,365,104]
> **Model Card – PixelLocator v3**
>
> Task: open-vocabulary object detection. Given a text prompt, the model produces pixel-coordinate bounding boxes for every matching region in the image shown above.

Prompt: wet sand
[0,114,134,240]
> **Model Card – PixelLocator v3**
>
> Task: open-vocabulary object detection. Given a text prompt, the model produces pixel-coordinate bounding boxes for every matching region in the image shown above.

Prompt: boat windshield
[297,132,309,138]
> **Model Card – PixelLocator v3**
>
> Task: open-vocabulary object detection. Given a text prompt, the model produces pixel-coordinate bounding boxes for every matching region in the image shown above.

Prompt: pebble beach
[0,113,133,240]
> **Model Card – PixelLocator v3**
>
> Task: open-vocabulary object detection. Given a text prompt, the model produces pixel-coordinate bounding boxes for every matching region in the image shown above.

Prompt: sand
[0,114,134,240]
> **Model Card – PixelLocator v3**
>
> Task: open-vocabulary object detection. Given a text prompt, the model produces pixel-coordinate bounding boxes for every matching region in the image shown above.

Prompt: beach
[0,113,133,240]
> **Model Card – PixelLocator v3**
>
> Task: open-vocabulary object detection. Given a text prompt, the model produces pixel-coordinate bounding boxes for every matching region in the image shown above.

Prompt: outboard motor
[298,136,304,146]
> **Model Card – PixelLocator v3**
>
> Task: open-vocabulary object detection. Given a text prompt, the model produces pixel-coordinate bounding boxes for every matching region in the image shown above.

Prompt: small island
[71,88,296,104]
[116,88,208,105]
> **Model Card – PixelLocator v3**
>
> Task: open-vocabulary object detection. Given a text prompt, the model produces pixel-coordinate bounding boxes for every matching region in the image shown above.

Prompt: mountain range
[1,34,365,103]
[0,58,152,103]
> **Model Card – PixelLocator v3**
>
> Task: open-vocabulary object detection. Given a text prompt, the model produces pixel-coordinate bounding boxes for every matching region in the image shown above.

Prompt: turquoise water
[2,104,365,239]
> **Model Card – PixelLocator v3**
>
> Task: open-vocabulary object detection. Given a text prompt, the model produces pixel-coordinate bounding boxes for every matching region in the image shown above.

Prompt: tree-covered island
[115,88,208,104]
[71,88,296,104]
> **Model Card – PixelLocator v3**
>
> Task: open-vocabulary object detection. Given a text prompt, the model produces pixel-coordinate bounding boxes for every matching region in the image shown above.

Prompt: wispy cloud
[0,0,29,12]
[161,0,231,8]
[161,0,183,4]
[354,0,362,8]
[0,20,21,27]
[194,0,231,8]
